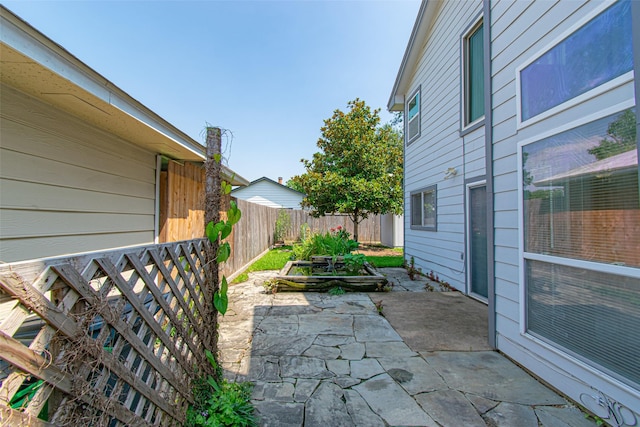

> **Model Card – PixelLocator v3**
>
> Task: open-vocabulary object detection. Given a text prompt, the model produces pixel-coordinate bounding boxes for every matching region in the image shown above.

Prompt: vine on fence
[205,154,240,315]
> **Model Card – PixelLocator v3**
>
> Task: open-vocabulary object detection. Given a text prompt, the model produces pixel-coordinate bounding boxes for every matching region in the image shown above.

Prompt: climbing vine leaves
[205,169,241,315]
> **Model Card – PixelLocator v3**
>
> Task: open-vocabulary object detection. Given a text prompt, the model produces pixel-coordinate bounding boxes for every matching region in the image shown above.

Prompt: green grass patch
[232,246,293,283]
[365,255,404,268]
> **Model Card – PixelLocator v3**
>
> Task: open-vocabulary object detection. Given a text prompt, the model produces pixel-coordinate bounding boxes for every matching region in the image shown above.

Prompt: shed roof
[0,5,248,186]
[231,177,306,196]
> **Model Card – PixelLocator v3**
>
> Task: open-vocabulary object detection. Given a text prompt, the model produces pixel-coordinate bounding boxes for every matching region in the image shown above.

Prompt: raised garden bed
[273,256,388,292]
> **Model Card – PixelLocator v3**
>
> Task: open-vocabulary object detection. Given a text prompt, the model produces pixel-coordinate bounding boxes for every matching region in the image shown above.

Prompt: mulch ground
[354,244,403,257]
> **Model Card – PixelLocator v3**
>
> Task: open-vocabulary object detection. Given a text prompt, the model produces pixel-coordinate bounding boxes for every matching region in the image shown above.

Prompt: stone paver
[217,269,596,426]
[415,389,486,427]
[484,402,539,427]
[353,373,436,426]
[424,351,567,405]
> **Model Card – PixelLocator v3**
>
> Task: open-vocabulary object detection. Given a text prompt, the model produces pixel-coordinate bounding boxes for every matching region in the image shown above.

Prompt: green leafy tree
[291,99,403,241]
[285,179,305,194]
[588,109,637,160]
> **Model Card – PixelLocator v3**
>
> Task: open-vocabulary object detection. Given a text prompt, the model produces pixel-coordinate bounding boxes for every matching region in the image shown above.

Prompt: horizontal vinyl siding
[404,0,484,291]
[490,0,640,414]
[0,84,156,262]
[233,181,303,209]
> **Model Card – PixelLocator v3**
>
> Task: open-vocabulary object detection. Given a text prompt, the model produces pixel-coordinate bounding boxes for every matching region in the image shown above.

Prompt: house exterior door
[467,182,488,300]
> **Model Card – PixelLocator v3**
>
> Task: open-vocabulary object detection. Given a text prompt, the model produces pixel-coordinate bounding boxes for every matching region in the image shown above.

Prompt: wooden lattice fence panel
[0,239,214,426]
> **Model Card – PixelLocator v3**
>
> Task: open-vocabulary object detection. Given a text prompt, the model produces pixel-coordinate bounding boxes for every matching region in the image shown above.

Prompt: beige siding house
[231,177,305,209]
[0,6,247,263]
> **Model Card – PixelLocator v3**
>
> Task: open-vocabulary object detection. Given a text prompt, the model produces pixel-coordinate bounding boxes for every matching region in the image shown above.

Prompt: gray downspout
[483,0,496,348]
[633,0,640,199]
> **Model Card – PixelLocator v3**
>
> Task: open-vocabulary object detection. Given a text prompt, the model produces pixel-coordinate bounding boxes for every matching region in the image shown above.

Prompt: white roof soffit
[222,164,250,187]
[0,5,205,162]
[387,1,439,112]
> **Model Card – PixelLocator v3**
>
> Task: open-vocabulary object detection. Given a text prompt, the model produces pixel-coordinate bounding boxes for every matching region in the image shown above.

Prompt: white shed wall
[489,0,640,413]
[0,84,157,262]
[380,214,403,248]
[404,0,484,291]
[232,180,303,209]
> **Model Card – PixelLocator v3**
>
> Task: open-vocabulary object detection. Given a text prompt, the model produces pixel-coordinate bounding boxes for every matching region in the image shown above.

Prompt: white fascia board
[221,164,250,187]
[387,0,437,111]
[0,9,111,105]
[0,6,205,160]
[108,93,205,159]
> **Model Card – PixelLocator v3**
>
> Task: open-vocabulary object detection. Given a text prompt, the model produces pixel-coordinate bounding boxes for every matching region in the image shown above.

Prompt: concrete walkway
[218,269,596,427]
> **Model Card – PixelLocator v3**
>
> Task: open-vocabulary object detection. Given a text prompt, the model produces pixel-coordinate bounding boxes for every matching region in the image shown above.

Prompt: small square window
[406,87,421,144]
[463,19,484,126]
[410,185,437,231]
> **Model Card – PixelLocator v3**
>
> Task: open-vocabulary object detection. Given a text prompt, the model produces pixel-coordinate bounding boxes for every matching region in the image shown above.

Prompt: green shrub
[343,253,366,273]
[274,209,291,242]
[292,226,359,260]
[186,350,256,427]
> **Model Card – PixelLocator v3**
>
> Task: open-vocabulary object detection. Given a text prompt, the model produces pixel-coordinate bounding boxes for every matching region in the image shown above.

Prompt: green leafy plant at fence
[299,223,311,242]
[292,226,359,260]
[186,350,256,427]
[274,209,291,243]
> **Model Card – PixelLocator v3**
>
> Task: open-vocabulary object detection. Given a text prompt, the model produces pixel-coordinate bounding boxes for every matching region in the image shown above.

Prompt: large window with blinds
[521,106,640,388]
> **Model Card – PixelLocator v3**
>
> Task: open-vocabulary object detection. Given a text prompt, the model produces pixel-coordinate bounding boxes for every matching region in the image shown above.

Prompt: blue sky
[4,1,420,183]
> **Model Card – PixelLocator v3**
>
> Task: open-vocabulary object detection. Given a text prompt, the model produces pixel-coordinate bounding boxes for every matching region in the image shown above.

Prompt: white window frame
[516,100,640,391]
[462,16,484,130]
[406,86,421,145]
[515,0,634,129]
[410,185,437,231]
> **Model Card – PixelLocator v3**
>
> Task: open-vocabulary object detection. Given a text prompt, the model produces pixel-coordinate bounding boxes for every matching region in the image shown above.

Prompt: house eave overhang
[0,5,205,162]
[222,165,250,187]
[387,0,439,112]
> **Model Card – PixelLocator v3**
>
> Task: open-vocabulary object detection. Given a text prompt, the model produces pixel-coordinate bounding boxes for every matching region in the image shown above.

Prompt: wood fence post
[204,127,221,360]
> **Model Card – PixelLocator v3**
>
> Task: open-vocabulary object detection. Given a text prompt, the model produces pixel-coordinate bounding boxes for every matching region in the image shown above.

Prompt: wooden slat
[164,247,208,318]
[92,258,194,386]
[126,253,205,366]
[179,242,206,290]
[50,264,192,403]
[0,268,186,422]
[0,331,72,394]
[0,239,216,425]
[0,402,56,427]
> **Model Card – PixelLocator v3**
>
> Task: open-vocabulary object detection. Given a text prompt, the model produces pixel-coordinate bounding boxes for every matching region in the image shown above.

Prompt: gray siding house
[390,0,639,421]
[231,177,305,209]
[0,6,247,263]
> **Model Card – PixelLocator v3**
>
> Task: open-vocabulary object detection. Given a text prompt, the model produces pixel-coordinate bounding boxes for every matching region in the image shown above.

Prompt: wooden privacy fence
[281,210,380,244]
[222,199,278,278]
[221,201,382,278]
[0,239,215,426]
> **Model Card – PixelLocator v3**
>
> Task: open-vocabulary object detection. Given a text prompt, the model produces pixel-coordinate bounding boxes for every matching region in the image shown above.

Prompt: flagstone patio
[218,269,596,427]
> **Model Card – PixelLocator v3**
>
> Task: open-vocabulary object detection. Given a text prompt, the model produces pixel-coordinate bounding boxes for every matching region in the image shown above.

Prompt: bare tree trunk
[204,127,221,373]
[352,209,359,242]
